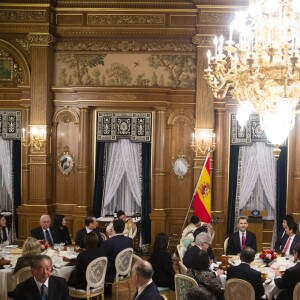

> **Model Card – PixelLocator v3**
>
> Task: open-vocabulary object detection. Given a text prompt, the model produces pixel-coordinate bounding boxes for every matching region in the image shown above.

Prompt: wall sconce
[191,128,216,155]
[22,126,47,151]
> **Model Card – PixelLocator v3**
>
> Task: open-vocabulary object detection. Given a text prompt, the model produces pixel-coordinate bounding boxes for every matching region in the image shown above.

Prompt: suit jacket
[75,227,103,249]
[274,229,288,252]
[68,247,102,289]
[133,281,161,300]
[183,245,214,269]
[13,255,35,274]
[279,234,300,255]
[31,226,57,244]
[15,275,70,300]
[227,263,264,300]
[101,234,133,281]
[54,225,71,245]
[275,261,300,300]
[226,231,257,255]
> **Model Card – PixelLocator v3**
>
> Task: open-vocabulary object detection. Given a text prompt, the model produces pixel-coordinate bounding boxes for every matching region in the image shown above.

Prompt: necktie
[45,230,53,246]
[241,232,246,249]
[282,237,292,254]
[41,284,47,300]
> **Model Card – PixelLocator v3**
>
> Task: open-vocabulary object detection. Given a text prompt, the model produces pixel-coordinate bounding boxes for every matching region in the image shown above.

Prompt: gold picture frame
[57,146,74,176]
[172,151,190,180]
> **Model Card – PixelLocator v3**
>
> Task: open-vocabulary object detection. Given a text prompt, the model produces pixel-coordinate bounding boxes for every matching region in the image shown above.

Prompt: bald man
[31,214,57,246]
[132,259,161,300]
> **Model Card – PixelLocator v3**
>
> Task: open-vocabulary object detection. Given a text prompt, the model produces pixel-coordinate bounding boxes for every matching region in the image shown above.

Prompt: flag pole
[177,153,210,244]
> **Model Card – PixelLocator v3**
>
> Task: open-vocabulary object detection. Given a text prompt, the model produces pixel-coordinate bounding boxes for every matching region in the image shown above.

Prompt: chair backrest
[174,273,198,300]
[225,278,255,300]
[129,226,138,239]
[293,281,300,300]
[178,261,187,275]
[177,244,187,262]
[14,266,32,284]
[224,237,229,254]
[180,237,193,249]
[86,256,108,292]
[115,247,133,282]
[100,232,107,241]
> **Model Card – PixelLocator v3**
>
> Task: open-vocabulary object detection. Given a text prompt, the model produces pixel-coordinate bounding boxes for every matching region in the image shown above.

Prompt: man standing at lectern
[226,216,257,255]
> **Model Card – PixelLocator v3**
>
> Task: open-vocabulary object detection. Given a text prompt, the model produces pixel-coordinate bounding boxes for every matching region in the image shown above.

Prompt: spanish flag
[193,154,211,223]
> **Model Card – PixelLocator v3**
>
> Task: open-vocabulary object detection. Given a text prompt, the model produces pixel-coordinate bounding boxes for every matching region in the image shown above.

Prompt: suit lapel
[48,276,56,300]
[28,277,41,299]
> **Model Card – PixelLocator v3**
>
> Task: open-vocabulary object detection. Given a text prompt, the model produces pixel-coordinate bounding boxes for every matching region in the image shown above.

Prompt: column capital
[192,34,214,47]
[26,33,54,47]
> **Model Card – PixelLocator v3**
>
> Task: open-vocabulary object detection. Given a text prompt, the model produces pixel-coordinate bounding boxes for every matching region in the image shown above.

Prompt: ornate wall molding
[15,38,30,53]
[192,35,214,47]
[53,108,80,124]
[96,112,152,142]
[0,10,47,22]
[167,110,195,126]
[87,14,165,25]
[55,40,196,52]
[26,33,54,46]
[200,11,234,24]
[0,110,22,139]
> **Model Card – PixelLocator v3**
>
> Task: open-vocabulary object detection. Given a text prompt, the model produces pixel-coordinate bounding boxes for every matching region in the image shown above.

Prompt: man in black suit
[68,232,102,289]
[226,216,257,255]
[275,242,300,300]
[15,254,70,300]
[75,215,103,249]
[227,247,264,300]
[132,259,161,300]
[102,219,133,295]
[31,214,56,246]
[274,214,294,252]
[279,222,300,255]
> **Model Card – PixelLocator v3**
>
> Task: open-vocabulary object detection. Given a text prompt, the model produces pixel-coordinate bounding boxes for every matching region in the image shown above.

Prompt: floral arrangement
[38,240,49,250]
[259,249,277,263]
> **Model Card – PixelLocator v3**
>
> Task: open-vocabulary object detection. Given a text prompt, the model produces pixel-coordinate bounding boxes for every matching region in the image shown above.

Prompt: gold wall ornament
[191,128,216,157]
[172,152,190,180]
[57,146,75,176]
[26,33,54,46]
[0,10,47,22]
[21,125,47,151]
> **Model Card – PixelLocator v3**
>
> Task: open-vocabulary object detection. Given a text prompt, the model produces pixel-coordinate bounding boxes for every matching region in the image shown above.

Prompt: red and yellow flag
[193,154,211,223]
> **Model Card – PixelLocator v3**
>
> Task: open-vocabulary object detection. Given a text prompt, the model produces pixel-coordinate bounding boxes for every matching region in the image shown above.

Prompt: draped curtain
[0,137,13,200]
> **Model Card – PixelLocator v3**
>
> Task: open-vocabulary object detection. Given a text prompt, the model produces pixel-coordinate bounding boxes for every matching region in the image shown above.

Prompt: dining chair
[69,256,107,300]
[179,236,193,249]
[293,281,300,300]
[225,278,255,300]
[100,232,107,241]
[224,237,229,254]
[14,266,32,284]
[178,261,187,275]
[174,274,198,300]
[105,247,133,300]
[176,244,187,262]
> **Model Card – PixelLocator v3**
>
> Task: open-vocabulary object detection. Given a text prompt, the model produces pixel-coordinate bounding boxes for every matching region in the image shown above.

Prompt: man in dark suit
[15,254,70,300]
[226,216,257,255]
[227,247,264,300]
[68,232,102,290]
[75,215,103,248]
[274,214,294,252]
[275,242,300,300]
[31,214,57,246]
[102,219,133,295]
[132,259,161,300]
[279,222,300,255]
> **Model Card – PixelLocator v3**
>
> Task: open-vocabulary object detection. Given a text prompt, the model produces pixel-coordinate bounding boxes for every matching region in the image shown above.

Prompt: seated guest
[274,242,300,300]
[106,210,137,238]
[148,232,175,290]
[274,214,294,252]
[226,216,257,255]
[187,250,224,300]
[15,254,70,300]
[101,219,133,295]
[54,214,71,245]
[0,215,10,245]
[187,287,217,300]
[68,232,102,290]
[183,232,211,268]
[31,214,56,246]
[227,246,264,300]
[14,237,41,274]
[182,215,215,240]
[279,221,300,255]
[132,259,161,300]
[75,215,103,249]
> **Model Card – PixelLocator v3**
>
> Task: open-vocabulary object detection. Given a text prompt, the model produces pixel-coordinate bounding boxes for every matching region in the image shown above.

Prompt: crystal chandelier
[204,0,300,158]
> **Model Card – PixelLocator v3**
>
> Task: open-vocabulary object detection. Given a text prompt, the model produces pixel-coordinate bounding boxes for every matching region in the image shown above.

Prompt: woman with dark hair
[0,215,10,245]
[53,214,71,245]
[187,250,224,300]
[148,232,175,290]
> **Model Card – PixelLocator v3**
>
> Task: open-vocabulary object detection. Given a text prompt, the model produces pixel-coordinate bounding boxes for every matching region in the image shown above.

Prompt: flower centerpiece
[259,249,277,264]
[38,240,49,251]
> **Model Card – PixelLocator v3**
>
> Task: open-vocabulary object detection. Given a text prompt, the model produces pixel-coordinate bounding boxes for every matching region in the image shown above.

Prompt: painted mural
[54,53,196,88]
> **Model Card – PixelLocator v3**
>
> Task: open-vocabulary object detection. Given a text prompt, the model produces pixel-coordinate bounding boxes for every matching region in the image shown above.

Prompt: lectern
[241,210,268,252]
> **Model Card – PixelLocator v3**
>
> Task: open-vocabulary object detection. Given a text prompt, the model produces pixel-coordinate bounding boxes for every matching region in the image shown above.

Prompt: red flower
[38,240,49,250]
[259,249,277,261]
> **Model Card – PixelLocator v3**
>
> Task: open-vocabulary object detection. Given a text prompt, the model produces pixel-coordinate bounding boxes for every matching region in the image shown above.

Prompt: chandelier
[204,0,300,158]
